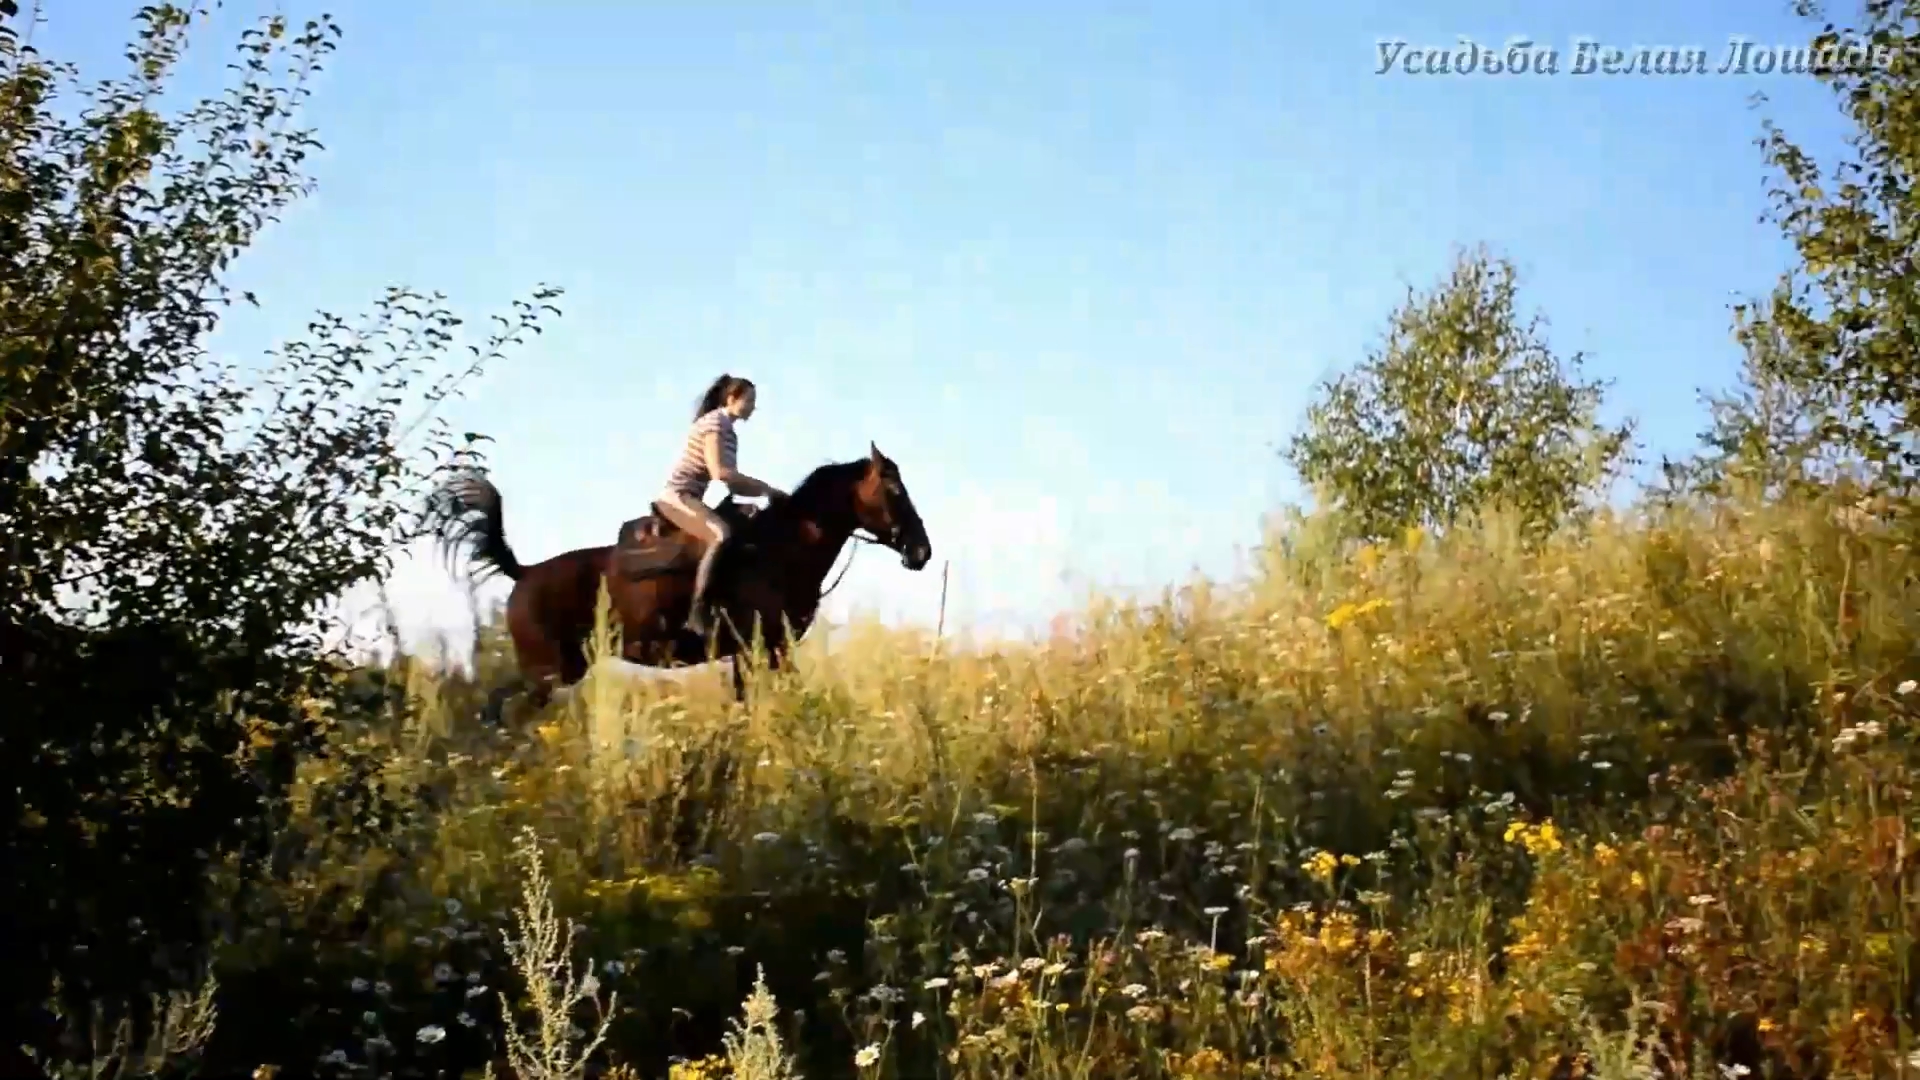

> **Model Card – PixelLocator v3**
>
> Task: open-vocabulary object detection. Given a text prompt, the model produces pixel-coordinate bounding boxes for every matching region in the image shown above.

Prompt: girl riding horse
[654,374,789,637]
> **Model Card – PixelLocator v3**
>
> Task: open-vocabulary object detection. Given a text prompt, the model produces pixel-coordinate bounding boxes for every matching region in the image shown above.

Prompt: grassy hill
[175,489,1919,1080]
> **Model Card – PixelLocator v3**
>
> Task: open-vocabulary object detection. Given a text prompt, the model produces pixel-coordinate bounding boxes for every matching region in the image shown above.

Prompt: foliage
[1284,246,1635,543]
[497,828,618,1080]
[1745,0,1920,490]
[0,3,555,1067]
[7,1,1920,1079]
[1662,298,1835,501]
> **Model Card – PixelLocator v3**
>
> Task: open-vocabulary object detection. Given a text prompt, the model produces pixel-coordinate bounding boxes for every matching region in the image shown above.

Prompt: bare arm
[704,431,784,500]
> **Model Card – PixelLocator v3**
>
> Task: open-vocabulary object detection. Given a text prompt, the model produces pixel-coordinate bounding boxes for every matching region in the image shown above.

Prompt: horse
[430,442,933,723]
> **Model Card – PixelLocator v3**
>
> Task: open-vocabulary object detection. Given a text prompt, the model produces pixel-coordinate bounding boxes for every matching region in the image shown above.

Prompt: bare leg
[655,491,730,639]
[687,538,724,637]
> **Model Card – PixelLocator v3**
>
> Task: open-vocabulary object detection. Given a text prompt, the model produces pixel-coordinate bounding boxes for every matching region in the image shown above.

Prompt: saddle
[612,498,761,581]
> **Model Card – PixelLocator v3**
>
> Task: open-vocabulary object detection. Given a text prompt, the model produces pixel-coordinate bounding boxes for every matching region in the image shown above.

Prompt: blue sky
[37,1,1853,645]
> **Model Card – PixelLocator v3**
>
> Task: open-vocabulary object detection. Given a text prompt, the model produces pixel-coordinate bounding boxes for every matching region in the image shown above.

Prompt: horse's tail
[431,468,524,582]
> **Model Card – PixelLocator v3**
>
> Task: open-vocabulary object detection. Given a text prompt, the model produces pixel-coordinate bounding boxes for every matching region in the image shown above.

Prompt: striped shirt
[663,408,738,497]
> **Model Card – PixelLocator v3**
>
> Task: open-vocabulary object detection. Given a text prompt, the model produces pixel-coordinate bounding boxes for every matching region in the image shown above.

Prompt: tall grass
[179,491,1916,1079]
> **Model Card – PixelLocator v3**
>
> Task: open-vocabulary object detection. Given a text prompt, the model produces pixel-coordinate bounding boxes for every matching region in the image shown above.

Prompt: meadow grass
[193,490,1917,1080]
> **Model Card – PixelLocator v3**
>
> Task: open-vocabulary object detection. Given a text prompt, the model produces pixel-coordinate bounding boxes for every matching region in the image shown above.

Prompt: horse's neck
[757,503,854,601]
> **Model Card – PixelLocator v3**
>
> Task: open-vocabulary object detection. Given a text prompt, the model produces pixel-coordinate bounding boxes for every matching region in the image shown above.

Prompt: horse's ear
[868,441,884,470]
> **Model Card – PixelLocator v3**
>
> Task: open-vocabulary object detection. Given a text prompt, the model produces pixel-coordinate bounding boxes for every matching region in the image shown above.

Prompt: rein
[817,529,883,600]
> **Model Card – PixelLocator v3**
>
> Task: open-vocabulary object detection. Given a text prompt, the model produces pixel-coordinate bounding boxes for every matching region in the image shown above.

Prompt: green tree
[1661,297,1837,501]
[1747,0,1920,490]
[1284,246,1635,543]
[0,3,556,1066]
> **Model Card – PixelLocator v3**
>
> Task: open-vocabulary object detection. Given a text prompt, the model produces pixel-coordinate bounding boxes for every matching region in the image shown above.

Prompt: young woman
[655,374,788,636]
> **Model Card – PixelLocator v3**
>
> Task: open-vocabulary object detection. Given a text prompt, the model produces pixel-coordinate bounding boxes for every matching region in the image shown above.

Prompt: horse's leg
[559,632,590,683]
[526,676,557,713]
[487,587,536,730]
[482,679,525,729]
[729,617,790,706]
[735,619,765,706]
[499,633,580,726]
[538,637,589,712]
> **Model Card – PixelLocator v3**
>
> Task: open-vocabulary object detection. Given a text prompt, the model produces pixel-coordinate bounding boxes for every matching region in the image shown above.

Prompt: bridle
[819,511,923,600]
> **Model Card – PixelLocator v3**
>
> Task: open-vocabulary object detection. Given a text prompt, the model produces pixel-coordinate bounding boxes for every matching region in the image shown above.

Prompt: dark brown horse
[432,443,932,722]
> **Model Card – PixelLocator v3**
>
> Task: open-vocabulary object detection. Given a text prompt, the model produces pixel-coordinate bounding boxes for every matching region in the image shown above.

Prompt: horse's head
[852,442,932,571]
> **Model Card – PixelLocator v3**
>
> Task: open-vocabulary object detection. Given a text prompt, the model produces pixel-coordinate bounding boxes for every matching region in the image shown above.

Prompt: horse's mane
[789,458,868,507]
[741,457,868,538]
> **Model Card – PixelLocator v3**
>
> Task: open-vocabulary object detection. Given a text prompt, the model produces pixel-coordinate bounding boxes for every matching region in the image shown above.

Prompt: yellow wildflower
[1173,1046,1231,1078]
[1356,543,1381,572]
[1302,851,1340,882]
[1326,596,1390,630]
[1505,820,1564,857]
[1505,931,1547,959]
[668,1056,728,1080]
[1527,822,1562,855]
[1317,912,1360,955]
